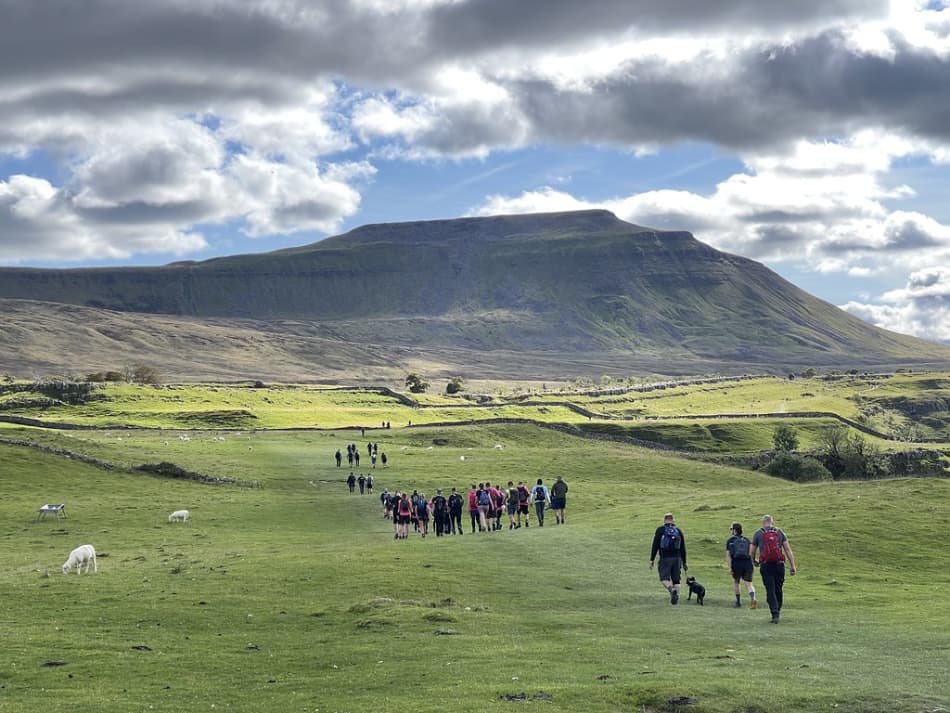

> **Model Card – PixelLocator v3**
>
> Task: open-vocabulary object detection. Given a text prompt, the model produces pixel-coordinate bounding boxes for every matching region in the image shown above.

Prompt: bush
[445,377,464,395]
[772,424,799,452]
[764,453,832,482]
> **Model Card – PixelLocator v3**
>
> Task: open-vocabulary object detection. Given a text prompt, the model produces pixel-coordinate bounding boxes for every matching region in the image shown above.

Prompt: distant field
[3,420,950,713]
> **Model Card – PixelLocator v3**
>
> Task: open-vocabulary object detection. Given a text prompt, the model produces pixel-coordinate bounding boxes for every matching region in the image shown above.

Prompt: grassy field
[3,399,950,712]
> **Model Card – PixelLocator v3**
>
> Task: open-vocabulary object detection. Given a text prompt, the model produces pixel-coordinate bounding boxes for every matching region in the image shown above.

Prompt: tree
[405,373,429,394]
[445,376,464,395]
[764,453,832,482]
[126,364,160,384]
[772,424,799,452]
[815,424,848,477]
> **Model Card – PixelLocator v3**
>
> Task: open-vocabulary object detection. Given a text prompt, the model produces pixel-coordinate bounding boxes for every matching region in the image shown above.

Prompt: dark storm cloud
[501,31,950,153]
[424,0,886,54]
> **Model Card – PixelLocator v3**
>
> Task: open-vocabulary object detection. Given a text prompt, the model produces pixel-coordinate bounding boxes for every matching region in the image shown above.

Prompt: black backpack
[660,524,681,552]
[433,496,447,512]
[730,535,751,560]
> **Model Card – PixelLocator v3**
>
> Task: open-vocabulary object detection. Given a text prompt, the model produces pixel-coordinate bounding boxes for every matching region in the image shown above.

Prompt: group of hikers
[649,512,797,623]
[346,471,373,494]
[378,478,569,539]
[336,442,387,470]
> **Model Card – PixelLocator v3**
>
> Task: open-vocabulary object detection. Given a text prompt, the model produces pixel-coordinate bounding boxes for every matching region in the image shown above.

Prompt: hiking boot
[770,614,780,624]
[734,601,742,608]
[750,600,758,609]
[671,590,679,605]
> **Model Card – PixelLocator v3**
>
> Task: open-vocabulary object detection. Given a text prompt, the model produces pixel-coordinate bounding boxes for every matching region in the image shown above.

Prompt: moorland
[2,372,949,713]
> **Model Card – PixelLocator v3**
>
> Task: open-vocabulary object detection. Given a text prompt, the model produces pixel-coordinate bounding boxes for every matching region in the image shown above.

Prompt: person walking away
[381,452,388,467]
[650,512,688,605]
[416,494,430,538]
[726,522,757,609]
[366,473,374,494]
[488,482,505,531]
[448,487,464,535]
[431,489,449,536]
[357,473,366,494]
[395,493,412,539]
[532,479,549,527]
[335,449,342,467]
[476,483,491,532]
[347,472,356,493]
[516,481,531,527]
[506,481,520,529]
[751,514,797,623]
[551,476,569,524]
[467,485,480,533]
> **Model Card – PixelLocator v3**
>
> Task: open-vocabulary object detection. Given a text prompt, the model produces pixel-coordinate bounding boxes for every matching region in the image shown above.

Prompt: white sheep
[168,509,190,523]
[62,544,97,575]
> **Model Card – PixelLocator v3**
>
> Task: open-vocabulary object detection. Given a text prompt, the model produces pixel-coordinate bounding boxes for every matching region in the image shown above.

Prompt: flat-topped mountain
[1,210,948,380]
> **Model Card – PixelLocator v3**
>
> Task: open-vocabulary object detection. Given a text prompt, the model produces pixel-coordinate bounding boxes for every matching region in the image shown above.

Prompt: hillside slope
[1,210,948,379]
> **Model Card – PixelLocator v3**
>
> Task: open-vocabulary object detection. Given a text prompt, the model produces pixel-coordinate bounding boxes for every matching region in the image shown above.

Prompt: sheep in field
[168,509,190,523]
[62,544,97,575]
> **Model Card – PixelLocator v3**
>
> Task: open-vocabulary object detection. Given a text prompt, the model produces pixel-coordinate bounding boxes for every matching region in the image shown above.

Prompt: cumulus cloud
[842,267,950,343]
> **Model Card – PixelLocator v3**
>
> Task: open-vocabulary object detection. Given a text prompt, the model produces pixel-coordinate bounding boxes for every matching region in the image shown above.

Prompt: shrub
[445,377,464,395]
[772,424,799,452]
[764,453,832,482]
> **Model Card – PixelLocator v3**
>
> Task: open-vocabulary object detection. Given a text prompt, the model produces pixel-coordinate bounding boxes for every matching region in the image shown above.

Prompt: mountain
[1,210,948,381]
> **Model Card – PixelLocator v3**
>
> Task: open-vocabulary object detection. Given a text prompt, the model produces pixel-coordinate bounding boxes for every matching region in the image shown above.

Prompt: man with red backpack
[751,514,797,623]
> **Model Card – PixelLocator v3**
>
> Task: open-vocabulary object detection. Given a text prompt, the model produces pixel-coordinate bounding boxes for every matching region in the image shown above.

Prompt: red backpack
[759,528,785,563]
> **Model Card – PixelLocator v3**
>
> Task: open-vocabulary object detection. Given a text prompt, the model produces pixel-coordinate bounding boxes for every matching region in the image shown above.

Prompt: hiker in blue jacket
[649,512,687,605]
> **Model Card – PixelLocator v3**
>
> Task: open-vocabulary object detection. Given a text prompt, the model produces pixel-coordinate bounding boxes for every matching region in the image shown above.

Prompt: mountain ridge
[1,210,948,380]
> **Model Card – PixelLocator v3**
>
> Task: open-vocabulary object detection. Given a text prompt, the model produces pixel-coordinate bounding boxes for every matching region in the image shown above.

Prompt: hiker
[381,452,388,467]
[448,487,464,535]
[726,522,757,609]
[347,447,354,467]
[371,451,377,468]
[488,481,505,531]
[751,514,797,623]
[506,481,520,529]
[416,494,430,538]
[357,473,366,494]
[551,476,568,524]
[354,450,360,467]
[335,449,342,467]
[366,473,374,494]
[431,489,449,536]
[650,512,688,605]
[381,489,391,519]
[395,492,412,539]
[532,479,549,527]
[347,472,356,493]
[467,484,480,533]
[475,482,491,532]
[516,481,531,527]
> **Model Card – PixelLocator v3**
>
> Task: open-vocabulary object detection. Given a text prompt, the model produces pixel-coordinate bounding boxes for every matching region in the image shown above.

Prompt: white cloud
[842,266,950,342]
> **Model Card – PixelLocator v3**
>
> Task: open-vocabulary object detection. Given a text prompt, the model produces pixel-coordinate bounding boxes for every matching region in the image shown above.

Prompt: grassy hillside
[2,210,949,381]
[3,421,950,713]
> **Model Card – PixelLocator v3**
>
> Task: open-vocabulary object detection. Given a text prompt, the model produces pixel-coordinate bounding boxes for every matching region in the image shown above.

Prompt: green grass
[3,416,950,713]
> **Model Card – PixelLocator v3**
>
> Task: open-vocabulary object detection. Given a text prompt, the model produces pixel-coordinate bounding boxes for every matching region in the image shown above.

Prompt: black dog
[685,576,705,605]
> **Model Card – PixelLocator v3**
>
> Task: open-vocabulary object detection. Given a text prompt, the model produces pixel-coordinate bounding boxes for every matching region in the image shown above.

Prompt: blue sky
[1,0,949,342]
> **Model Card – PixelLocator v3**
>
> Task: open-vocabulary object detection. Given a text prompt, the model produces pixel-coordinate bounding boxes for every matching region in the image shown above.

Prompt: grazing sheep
[62,544,97,575]
[168,509,190,523]
[494,444,504,450]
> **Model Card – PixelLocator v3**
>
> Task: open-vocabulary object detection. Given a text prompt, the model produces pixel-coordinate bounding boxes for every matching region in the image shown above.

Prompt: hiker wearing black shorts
[726,522,757,609]
[551,475,568,524]
[751,514,797,623]
[649,512,687,605]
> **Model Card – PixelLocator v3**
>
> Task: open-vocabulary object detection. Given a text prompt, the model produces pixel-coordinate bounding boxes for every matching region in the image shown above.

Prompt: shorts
[397,514,410,525]
[507,502,518,515]
[731,559,754,582]
[518,503,529,515]
[657,556,681,585]
[551,496,566,510]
